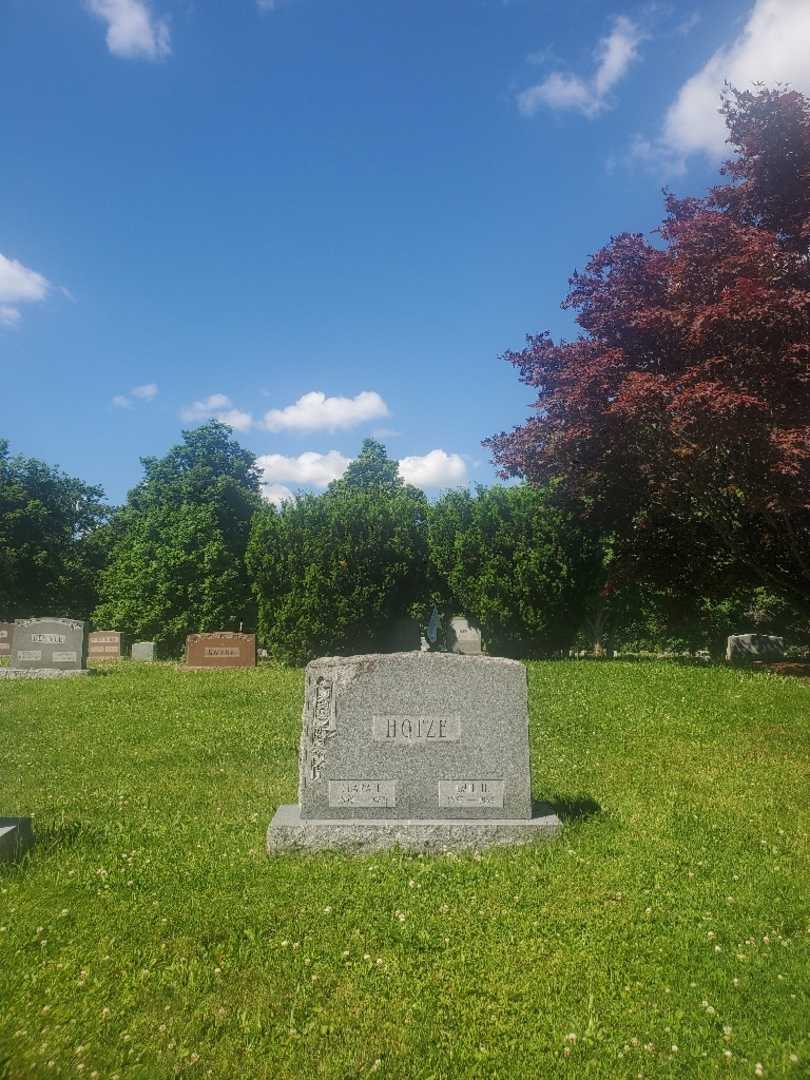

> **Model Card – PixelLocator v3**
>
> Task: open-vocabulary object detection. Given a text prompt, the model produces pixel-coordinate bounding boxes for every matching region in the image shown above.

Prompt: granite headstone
[182,632,256,669]
[0,622,13,658]
[12,618,87,671]
[88,631,125,660]
[726,633,785,664]
[446,616,483,656]
[0,817,34,862]
[267,651,561,852]
[131,641,156,662]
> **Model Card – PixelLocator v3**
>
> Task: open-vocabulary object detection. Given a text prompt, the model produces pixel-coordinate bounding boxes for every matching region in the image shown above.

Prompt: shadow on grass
[34,821,103,851]
[545,794,602,823]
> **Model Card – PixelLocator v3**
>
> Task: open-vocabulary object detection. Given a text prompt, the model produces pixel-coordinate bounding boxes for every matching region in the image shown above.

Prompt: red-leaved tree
[485,87,810,611]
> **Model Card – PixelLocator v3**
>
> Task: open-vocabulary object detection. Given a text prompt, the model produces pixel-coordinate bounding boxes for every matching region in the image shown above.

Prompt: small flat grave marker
[181,632,256,670]
[267,651,561,853]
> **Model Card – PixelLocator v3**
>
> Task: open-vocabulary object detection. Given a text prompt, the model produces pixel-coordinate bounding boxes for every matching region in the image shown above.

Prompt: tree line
[2,88,807,662]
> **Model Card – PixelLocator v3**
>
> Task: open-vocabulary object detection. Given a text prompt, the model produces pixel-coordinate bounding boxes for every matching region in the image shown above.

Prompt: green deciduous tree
[428,484,604,657]
[94,421,261,655]
[0,438,109,620]
[248,444,429,664]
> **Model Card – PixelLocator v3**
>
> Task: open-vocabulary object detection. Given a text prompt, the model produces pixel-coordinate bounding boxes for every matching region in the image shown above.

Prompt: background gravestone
[726,634,785,664]
[182,632,256,669]
[267,651,561,852]
[446,616,482,655]
[131,641,156,662]
[88,631,125,660]
[12,618,87,670]
[0,622,13,658]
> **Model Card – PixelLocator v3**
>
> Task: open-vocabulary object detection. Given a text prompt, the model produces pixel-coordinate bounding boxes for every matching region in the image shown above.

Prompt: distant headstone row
[1,620,156,671]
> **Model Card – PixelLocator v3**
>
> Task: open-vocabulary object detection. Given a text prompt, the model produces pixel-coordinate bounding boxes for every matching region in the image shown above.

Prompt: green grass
[1,660,808,1080]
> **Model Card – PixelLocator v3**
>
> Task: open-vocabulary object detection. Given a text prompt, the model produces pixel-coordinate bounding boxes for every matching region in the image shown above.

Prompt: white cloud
[84,0,171,61]
[518,16,643,118]
[180,393,254,431]
[263,483,295,507]
[256,450,351,489]
[0,253,50,327]
[263,390,389,433]
[661,0,810,162]
[398,450,468,490]
[113,382,159,409]
[131,382,158,400]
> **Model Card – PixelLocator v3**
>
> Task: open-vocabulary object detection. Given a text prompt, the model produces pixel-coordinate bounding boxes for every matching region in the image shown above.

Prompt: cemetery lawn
[1,662,808,1080]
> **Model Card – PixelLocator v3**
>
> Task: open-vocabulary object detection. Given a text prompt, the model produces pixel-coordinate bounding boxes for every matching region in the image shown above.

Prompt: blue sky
[3,0,808,504]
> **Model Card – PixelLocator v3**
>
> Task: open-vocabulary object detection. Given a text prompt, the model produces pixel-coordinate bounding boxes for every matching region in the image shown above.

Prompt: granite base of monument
[267,651,562,854]
[267,803,561,853]
[0,817,34,862]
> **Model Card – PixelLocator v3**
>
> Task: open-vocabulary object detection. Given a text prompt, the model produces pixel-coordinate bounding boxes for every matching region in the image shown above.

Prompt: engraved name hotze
[308,676,337,781]
[372,715,460,742]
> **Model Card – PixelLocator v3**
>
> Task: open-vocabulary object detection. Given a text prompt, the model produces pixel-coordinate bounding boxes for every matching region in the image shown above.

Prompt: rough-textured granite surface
[267,803,561,853]
[0,817,35,862]
[297,652,533,821]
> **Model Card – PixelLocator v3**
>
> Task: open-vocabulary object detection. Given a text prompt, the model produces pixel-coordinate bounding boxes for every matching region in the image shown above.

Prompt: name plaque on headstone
[0,622,13,657]
[438,780,505,808]
[12,618,87,671]
[267,652,562,852]
[328,780,397,808]
[182,632,256,669]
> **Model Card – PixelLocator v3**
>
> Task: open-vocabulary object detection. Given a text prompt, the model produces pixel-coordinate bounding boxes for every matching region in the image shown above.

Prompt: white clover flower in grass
[565,1033,577,1044]
[755,1066,764,1077]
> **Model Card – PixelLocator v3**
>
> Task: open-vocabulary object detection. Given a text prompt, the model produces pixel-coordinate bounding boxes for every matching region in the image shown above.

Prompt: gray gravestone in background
[0,817,34,862]
[131,641,156,662]
[0,622,13,658]
[446,616,482,656]
[726,633,785,663]
[267,652,561,852]
[12,618,87,670]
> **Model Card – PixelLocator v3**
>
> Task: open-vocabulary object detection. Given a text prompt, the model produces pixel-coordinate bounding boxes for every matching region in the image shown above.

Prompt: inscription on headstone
[182,632,256,669]
[88,631,125,659]
[12,619,86,671]
[267,652,562,852]
[0,622,13,657]
[328,780,397,808]
[438,780,505,808]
